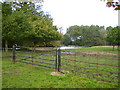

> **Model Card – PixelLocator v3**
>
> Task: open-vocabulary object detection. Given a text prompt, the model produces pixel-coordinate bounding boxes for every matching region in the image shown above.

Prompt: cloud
[42,0,118,34]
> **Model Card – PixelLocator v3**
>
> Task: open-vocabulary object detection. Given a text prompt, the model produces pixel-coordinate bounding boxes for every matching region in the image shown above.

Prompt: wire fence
[12,45,61,71]
[60,51,119,84]
[11,45,119,84]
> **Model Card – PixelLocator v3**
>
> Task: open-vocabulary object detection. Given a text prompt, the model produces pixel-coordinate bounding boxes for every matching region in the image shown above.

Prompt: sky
[42,0,118,34]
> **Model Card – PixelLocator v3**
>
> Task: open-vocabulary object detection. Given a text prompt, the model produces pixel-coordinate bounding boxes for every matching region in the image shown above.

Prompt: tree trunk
[5,40,8,52]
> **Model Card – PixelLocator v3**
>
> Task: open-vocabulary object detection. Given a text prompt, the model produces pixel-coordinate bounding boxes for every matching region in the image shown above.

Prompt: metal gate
[12,45,61,71]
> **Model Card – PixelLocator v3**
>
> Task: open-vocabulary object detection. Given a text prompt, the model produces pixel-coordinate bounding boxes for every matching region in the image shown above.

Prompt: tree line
[62,25,119,50]
[2,1,63,51]
[1,1,119,51]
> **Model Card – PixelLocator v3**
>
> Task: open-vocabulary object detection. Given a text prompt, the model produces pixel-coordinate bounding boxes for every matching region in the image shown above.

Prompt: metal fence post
[55,48,58,70]
[32,47,34,63]
[58,48,61,72]
[13,45,16,64]
[74,52,76,76]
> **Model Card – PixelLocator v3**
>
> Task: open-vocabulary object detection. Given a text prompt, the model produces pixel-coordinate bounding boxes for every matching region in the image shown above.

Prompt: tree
[2,10,33,47]
[62,34,72,46]
[106,26,120,50]
[99,27,107,45]
[2,1,62,49]
[2,2,13,51]
[26,14,62,46]
[65,25,83,46]
[63,25,106,46]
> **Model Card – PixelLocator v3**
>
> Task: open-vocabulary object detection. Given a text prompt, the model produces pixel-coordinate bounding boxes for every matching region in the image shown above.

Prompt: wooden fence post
[13,45,16,64]
[58,48,61,72]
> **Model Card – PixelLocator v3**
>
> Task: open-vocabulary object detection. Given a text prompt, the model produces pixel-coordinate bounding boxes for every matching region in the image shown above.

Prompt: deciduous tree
[106,26,120,50]
[2,1,62,49]
[63,25,107,46]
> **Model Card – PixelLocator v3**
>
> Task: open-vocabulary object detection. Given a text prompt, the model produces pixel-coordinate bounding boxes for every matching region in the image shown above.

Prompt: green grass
[61,53,118,83]
[2,48,119,88]
[60,46,118,84]
[62,46,119,53]
[15,49,56,69]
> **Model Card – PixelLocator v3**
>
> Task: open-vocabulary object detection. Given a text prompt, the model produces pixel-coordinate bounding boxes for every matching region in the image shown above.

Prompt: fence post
[13,45,16,64]
[58,48,61,72]
[32,47,34,63]
[74,52,76,76]
[55,48,58,70]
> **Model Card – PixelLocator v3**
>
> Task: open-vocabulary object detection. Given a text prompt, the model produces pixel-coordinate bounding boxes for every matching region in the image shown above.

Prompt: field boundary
[60,51,119,84]
[11,45,119,84]
[12,45,61,72]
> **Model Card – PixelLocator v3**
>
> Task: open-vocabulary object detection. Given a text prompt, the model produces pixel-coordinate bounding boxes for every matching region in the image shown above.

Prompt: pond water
[60,46,84,49]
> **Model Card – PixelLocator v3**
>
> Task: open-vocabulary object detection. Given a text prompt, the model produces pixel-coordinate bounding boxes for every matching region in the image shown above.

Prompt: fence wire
[61,51,119,84]
[14,46,57,69]
[12,45,119,84]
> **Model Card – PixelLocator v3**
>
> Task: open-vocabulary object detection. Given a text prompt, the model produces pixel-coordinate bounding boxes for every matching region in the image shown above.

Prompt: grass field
[61,52,118,83]
[61,46,119,83]
[2,46,119,88]
[62,46,119,53]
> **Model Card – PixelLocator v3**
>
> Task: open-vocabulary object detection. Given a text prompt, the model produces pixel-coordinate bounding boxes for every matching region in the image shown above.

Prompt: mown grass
[61,53,118,83]
[15,49,56,69]
[62,46,119,53]
[2,50,119,88]
[60,46,119,84]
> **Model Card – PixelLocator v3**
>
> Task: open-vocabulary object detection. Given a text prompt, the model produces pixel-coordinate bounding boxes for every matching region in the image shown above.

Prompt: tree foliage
[106,26,120,50]
[2,1,62,48]
[63,25,107,46]
[3,11,33,42]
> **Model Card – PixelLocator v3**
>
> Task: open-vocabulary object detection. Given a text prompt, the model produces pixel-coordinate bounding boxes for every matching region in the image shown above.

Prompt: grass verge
[2,51,119,88]
[62,46,119,53]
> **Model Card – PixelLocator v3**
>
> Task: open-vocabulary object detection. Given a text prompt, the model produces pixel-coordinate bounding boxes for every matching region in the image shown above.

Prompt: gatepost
[58,48,61,72]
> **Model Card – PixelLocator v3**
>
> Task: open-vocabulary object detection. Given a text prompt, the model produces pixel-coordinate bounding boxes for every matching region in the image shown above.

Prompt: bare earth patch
[80,51,118,56]
[61,70,70,74]
[50,72,65,76]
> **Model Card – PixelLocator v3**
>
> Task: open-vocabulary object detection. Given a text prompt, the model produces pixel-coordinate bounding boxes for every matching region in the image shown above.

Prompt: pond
[60,46,84,49]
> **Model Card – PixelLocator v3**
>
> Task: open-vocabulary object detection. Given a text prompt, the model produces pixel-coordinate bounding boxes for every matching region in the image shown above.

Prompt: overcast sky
[42,0,118,34]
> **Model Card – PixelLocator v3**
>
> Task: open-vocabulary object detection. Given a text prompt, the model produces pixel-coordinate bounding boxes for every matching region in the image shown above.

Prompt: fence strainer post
[58,48,61,72]
[55,48,58,70]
